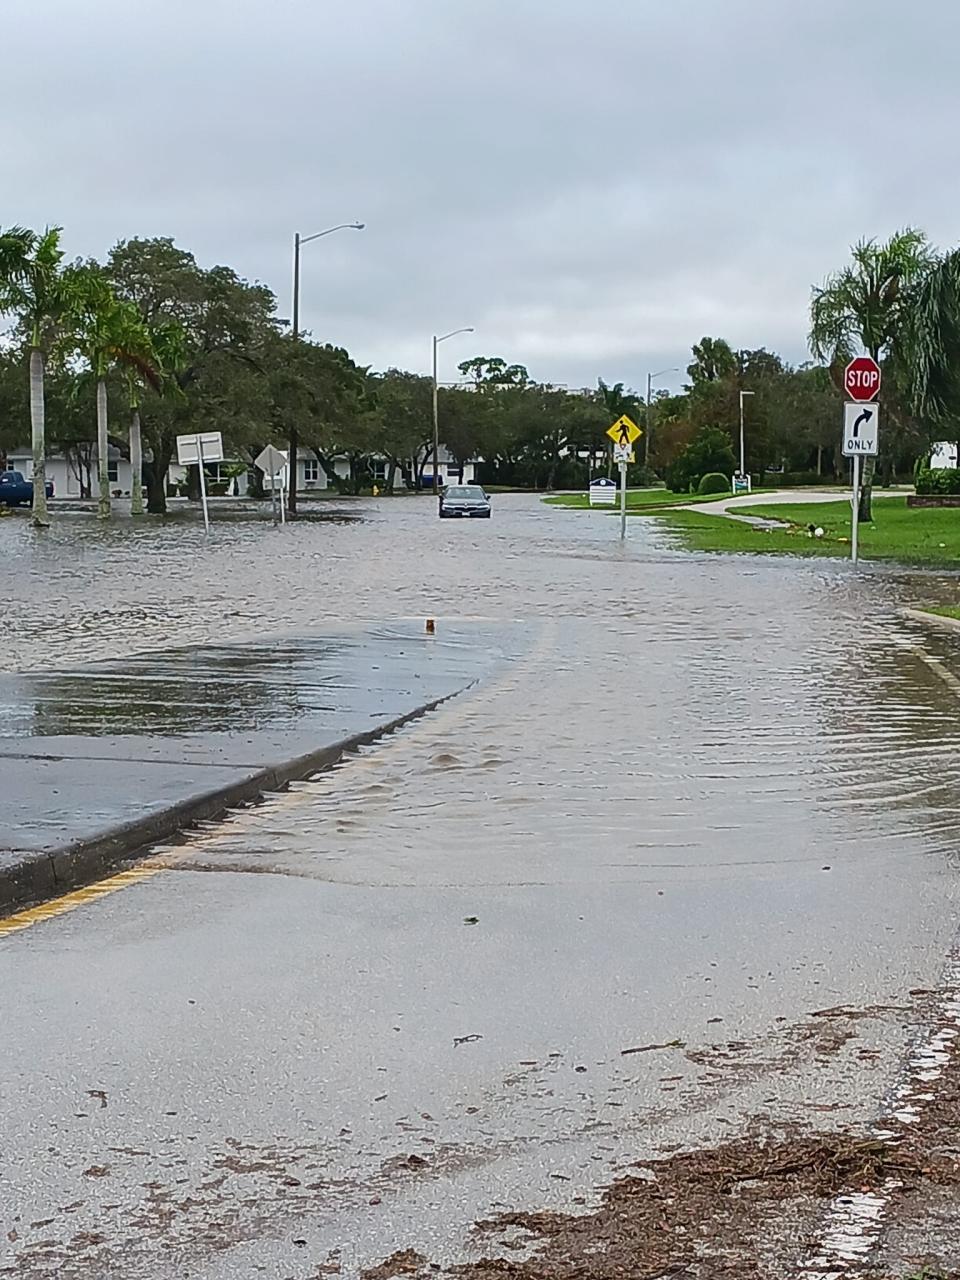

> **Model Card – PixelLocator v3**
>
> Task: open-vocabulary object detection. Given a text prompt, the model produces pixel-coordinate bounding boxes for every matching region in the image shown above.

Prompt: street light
[288,221,365,514]
[645,367,679,467]
[432,328,474,495]
[738,390,755,478]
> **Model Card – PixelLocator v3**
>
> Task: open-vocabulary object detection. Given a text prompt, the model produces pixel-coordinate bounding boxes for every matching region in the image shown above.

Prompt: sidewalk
[0,621,511,911]
[686,487,906,522]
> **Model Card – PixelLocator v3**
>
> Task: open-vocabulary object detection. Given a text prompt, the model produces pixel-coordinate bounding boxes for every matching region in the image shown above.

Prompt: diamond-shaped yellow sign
[606,414,642,447]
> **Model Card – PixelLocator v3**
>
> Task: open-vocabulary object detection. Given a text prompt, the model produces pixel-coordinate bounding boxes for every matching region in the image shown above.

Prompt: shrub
[697,472,730,495]
[916,466,960,495]
[666,426,737,493]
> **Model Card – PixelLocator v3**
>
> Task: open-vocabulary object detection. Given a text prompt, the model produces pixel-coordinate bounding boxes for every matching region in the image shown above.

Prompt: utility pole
[432,327,474,497]
[288,231,301,516]
[287,222,365,516]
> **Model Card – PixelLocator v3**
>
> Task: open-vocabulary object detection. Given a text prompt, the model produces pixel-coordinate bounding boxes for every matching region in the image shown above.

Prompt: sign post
[255,444,289,527]
[176,431,224,534]
[606,415,642,541]
[841,361,881,566]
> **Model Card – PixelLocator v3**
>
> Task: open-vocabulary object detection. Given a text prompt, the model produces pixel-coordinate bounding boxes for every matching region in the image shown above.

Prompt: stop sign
[844,356,881,402]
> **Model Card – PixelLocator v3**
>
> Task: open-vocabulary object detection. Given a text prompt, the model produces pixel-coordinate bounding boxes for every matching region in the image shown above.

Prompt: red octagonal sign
[844,356,881,402]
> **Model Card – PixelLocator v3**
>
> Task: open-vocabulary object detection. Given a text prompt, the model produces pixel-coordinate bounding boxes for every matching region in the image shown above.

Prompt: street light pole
[288,222,364,515]
[431,327,474,496]
[738,390,755,478]
[645,367,678,467]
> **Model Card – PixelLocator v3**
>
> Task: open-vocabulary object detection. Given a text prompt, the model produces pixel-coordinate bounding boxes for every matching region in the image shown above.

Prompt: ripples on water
[5,496,960,880]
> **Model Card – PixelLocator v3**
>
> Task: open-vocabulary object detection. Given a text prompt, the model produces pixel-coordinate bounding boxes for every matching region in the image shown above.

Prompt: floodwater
[4,495,960,1276]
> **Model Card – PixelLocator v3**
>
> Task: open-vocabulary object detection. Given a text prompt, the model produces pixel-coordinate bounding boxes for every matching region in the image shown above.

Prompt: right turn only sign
[842,401,879,456]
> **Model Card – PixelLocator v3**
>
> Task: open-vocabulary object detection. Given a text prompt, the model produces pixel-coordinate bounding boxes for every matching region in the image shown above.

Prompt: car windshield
[445,486,484,498]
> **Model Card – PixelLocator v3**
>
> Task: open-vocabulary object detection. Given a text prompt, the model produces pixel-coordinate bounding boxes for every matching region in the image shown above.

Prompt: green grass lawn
[647,498,960,567]
[922,605,960,619]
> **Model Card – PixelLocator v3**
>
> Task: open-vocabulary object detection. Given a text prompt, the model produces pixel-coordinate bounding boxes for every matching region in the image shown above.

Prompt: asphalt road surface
[3,496,960,1278]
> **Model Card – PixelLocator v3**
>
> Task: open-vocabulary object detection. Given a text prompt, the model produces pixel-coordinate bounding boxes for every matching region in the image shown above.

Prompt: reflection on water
[0,642,344,737]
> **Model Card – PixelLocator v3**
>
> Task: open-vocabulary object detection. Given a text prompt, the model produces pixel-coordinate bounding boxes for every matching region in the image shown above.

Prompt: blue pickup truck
[0,470,54,507]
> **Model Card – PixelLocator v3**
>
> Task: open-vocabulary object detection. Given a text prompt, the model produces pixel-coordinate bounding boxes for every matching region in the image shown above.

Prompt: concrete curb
[0,691,459,917]
[901,607,960,633]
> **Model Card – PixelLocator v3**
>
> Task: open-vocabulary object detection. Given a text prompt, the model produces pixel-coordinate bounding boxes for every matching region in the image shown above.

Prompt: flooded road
[3,496,960,1276]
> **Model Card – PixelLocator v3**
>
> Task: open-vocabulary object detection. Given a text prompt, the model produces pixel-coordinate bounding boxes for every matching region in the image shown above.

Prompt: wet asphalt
[2,495,960,1277]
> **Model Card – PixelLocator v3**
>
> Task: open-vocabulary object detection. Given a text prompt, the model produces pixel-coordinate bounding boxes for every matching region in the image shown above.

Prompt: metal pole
[197,436,210,534]
[739,391,746,476]
[645,372,652,468]
[851,453,860,565]
[432,335,439,497]
[288,232,301,517]
[279,467,286,525]
[619,459,627,540]
[271,468,278,525]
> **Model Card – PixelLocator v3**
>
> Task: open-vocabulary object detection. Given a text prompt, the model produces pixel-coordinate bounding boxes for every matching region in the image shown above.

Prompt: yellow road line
[0,860,166,941]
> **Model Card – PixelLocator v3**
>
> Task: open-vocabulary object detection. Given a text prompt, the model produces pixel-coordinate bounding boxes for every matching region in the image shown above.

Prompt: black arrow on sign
[852,408,873,437]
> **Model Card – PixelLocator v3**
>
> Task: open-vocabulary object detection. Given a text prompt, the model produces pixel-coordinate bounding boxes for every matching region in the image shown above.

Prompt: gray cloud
[5,0,960,394]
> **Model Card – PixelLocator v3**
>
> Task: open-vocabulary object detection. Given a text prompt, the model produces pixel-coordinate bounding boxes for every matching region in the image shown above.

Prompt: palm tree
[0,225,72,527]
[904,248,960,435]
[69,268,159,519]
[810,229,935,518]
[686,337,736,385]
[597,378,639,420]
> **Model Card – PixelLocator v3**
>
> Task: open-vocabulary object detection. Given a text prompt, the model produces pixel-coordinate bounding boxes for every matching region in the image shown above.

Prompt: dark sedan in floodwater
[439,484,492,518]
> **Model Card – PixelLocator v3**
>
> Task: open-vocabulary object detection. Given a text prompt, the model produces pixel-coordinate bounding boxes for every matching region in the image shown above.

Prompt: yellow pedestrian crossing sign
[607,414,642,447]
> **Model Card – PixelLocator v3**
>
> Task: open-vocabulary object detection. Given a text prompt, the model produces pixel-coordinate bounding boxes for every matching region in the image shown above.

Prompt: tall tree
[686,337,736,386]
[105,237,276,513]
[68,266,159,518]
[810,228,934,517]
[0,225,75,526]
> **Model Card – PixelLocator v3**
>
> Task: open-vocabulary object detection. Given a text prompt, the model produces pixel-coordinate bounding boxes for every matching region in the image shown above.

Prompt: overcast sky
[5,0,959,393]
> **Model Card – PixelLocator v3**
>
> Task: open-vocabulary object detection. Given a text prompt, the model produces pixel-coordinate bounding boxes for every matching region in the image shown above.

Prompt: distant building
[5,444,477,498]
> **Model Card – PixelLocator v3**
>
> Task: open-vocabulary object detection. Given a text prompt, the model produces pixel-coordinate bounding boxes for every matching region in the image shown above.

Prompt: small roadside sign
[255,444,287,476]
[175,431,224,534]
[255,444,289,526]
[176,431,224,465]
[588,478,617,506]
[612,443,635,463]
[842,402,879,457]
[606,415,642,448]
[843,400,880,568]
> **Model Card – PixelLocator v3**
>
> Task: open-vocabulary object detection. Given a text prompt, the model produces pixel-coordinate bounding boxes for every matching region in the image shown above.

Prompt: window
[108,459,119,483]
[370,459,387,482]
[303,458,320,483]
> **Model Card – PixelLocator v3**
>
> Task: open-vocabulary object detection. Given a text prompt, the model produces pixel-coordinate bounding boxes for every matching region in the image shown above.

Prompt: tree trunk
[858,456,875,522]
[29,348,49,527]
[129,407,144,515]
[385,460,397,493]
[97,378,111,519]
[287,426,298,515]
[144,440,172,515]
[816,444,822,476]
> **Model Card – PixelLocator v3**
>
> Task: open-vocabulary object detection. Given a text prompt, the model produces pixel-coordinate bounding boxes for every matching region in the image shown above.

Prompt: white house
[270,446,478,492]
[5,446,198,499]
[4,443,478,499]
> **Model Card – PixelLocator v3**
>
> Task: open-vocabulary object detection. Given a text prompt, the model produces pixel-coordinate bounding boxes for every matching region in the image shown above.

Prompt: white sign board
[842,402,879,457]
[177,431,224,466]
[589,478,617,506]
[255,444,288,476]
[612,443,634,464]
